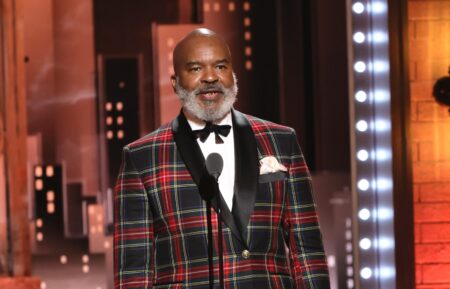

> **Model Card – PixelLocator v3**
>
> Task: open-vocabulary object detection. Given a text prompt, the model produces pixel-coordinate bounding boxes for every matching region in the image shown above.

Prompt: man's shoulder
[241,112,295,135]
[125,122,173,151]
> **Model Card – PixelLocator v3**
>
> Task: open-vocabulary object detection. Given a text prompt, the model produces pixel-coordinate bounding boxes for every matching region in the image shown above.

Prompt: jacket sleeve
[283,130,330,289]
[114,146,154,289]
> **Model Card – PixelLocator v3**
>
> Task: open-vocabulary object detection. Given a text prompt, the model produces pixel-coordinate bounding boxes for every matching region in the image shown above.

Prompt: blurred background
[1,0,449,289]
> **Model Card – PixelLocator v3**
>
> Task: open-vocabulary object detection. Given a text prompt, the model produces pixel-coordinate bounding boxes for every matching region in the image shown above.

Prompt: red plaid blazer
[114,110,330,289]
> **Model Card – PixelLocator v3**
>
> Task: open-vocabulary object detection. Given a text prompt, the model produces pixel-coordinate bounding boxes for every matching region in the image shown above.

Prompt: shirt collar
[186,111,233,131]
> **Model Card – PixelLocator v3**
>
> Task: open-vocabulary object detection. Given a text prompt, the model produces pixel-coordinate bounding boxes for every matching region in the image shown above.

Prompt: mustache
[194,83,225,94]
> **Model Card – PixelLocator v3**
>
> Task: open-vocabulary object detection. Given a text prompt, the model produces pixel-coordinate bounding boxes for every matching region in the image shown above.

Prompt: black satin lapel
[212,192,245,245]
[172,111,243,244]
[172,112,205,185]
[231,110,258,244]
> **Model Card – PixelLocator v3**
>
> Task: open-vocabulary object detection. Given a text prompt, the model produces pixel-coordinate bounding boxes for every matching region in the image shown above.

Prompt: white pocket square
[259,156,288,175]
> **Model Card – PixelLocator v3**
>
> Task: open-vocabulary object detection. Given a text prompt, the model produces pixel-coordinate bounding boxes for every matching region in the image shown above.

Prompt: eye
[216,64,227,70]
[189,66,201,72]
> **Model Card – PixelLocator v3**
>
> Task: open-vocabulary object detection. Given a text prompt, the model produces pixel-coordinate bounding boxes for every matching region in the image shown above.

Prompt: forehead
[176,36,231,64]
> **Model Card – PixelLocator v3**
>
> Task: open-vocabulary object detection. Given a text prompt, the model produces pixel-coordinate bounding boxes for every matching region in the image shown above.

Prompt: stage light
[377,178,392,191]
[354,61,367,73]
[244,17,251,27]
[372,31,388,43]
[60,255,68,264]
[358,179,370,191]
[347,254,353,264]
[373,61,389,73]
[346,242,353,252]
[36,218,43,228]
[357,149,369,161]
[82,264,90,273]
[356,120,368,132]
[106,130,113,140]
[245,46,252,56]
[47,203,55,214]
[82,254,90,263]
[352,2,365,14]
[228,2,236,12]
[355,90,368,102]
[166,38,174,47]
[376,207,393,220]
[353,32,366,43]
[106,117,113,126]
[36,232,44,242]
[376,149,390,161]
[244,31,251,41]
[371,1,387,13]
[245,60,253,71]
[347,266,354,276]
[203,2,210,13]
[328,255,336,267]
[374,89,389,102]
[35,179,43,191]
[358,208,371,220]
[360,238,372,250]
[116,102,124,111]
[105,102,112,111]
[360,267,373,279]
[46,190,55,202]
[378,237,394,249]
[117,130,124,139]
[46,166,54,177]
[213,2,220,12]
[35,166,43,177]
[243,1,251,11]
[346,229,352,240]
[375,119,390,131]
[380,266,395,278]
[117,116,124,125]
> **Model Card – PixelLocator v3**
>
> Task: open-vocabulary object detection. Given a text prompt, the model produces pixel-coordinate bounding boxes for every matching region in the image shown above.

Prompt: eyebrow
[185,59,230,66]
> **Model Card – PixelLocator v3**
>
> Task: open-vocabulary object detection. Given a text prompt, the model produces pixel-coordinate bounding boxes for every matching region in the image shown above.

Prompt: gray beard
[175,73,238,122]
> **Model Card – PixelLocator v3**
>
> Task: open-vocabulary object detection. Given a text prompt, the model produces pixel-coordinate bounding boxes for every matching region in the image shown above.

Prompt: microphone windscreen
[206,153,224,178]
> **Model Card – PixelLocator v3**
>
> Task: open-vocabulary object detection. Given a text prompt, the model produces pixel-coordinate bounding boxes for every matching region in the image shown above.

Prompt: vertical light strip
[347,0,396,288]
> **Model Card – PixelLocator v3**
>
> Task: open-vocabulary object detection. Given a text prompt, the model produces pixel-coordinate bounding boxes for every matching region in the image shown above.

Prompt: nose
[201,67,218,84]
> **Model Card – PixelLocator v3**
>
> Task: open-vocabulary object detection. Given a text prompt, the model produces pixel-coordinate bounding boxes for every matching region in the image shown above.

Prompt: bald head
[170,28,237,122]
[172,28,232,76]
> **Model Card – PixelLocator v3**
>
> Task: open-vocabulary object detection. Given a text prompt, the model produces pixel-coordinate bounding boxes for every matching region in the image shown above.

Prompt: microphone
[206,153,223,182]
[205,152,225,289]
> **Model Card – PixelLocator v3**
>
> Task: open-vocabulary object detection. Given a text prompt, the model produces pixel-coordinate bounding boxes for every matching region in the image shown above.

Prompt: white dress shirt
[187,112,235,211]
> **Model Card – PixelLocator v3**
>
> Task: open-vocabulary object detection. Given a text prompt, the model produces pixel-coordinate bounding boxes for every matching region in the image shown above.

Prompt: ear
[170,75,177,93]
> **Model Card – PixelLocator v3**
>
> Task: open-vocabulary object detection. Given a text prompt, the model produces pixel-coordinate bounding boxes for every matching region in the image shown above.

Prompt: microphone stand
[204,153,225,289]
[212,175,224,289]
[206,199,214,289]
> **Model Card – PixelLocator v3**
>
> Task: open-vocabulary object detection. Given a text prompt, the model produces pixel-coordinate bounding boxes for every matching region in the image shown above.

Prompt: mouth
[197,90,223,100]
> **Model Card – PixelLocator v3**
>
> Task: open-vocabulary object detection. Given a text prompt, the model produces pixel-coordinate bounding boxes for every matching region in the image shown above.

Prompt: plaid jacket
[114,110,330,289]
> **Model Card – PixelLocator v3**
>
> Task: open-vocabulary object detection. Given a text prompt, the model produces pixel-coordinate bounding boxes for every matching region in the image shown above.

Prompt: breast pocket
[258,171,288,183]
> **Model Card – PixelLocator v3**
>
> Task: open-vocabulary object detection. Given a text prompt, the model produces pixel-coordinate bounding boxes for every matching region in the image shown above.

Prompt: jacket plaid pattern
[114,110,330,289]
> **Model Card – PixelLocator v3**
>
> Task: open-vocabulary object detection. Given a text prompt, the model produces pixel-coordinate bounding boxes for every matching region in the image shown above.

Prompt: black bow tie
[192,122,231,144]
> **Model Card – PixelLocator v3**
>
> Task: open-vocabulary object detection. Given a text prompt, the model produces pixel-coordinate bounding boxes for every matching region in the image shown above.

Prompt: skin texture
[171,28,236,122]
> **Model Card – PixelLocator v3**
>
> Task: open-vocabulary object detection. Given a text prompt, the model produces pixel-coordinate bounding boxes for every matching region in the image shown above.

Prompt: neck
[182,107,231,125]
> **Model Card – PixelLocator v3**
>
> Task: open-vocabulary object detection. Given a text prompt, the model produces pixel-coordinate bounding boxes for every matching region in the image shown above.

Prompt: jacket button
[241,250,250,259]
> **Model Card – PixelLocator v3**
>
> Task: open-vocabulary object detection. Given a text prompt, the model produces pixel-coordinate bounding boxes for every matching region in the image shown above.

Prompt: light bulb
[358,179,370,191]
[353,2,365,14]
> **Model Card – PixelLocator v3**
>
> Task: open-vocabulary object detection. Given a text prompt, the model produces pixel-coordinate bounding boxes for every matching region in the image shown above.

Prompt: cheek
[220,73,234,87]
[179,75,199,90]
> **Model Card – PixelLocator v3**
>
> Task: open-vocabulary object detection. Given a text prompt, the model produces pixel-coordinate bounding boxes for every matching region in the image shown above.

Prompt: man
[114,28,330,289]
